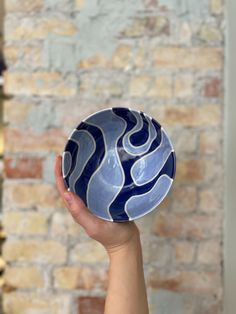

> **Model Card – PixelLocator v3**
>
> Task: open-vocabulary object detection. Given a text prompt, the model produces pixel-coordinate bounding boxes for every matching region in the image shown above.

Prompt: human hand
[54,155,140,255]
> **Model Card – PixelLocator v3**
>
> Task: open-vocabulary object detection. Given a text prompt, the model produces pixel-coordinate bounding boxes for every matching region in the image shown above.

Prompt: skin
[55,155,149,314]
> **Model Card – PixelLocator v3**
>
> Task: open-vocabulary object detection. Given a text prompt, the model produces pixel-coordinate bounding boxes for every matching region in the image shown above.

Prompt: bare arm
[55,155,149,314]
[105,232,149,314]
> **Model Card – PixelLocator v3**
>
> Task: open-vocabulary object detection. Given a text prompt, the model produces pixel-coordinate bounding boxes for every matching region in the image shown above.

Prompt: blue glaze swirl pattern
[62,107,176,222]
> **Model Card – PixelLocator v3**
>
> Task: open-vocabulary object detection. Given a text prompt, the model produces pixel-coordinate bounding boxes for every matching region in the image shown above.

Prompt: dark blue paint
[63,107,176,222]
[129,112,149,146]
[64,122,106,207]
[110,152,175,221]
[110,107,167,222]
[63,140,79,189]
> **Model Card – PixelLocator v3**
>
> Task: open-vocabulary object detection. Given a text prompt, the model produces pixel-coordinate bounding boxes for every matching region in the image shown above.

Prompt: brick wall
[2,0,225,313]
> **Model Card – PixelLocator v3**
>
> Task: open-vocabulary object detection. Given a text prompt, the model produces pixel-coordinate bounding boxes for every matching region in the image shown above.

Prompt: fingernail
[64,192,73,204]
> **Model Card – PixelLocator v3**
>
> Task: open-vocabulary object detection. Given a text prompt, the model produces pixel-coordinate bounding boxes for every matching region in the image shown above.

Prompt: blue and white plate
[62,107,176,222]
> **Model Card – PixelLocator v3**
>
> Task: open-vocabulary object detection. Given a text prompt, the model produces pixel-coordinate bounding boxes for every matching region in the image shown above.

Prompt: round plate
[62,107,176,222]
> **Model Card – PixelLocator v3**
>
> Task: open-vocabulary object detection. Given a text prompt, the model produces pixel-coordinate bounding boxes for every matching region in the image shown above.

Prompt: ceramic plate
[62,107,176,222]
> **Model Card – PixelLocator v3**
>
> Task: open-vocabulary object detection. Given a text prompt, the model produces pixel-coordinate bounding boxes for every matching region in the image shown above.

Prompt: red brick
[4,128,66,153]
[4,156,44,179]
[175,159,220,183]
[150,104,221,127]
[148,270,222,297]
[152,213,221,240]
[204,78,221,97]
[176,160,204,182]
[78,296,105,314]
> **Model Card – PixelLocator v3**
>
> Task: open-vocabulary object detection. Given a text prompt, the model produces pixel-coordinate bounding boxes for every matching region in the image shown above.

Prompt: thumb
[63,191,98,228]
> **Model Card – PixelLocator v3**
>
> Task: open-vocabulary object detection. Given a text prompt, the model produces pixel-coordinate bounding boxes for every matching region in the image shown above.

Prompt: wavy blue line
[85,109,126,221]
[62,151,72,178]
[71,122,106,207]
[63,140,79,190]
[125,174,173,219]
[131,128,173,185]
[110,107,175,222]
[123,113,157,155]
[69,129,96,194]
[129,112,149,146]
[110,150,176,221]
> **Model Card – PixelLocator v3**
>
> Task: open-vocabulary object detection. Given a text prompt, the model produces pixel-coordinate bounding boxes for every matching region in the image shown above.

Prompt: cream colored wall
[224,0,236,313]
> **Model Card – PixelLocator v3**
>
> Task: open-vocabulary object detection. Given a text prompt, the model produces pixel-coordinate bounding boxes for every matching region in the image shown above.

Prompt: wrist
[106,229,141,259]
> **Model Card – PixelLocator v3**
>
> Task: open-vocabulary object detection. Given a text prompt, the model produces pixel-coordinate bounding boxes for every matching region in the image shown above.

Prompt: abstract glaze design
[62,107,176,222]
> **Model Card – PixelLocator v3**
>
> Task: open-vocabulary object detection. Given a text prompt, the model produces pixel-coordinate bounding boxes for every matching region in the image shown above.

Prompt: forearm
[55,155,148,312]
[104,232,149,314]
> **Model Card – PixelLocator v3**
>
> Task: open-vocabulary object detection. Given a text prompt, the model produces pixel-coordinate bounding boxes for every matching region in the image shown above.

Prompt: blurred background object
[0,0,230,313]
[0,0,6,313]
[0,0,5,164]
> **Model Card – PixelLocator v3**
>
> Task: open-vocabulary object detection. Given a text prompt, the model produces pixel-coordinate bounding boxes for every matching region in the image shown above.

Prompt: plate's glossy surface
[62,107,176,222]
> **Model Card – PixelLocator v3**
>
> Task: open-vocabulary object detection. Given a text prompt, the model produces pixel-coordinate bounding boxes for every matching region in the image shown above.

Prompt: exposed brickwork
[152,47,223,69]
[2,0,225,313]
[3,240,67,263]
[4,72,77,96]
[148,270,222,298]
[53,266,108,290]
[152,212,221,240]
[78,296,105,314]
[5,0,43,13]
[2,211,48,235]
[3,293,71,314]
[4,267,44,289]
[204,77,222,97]
[4,156,44,178]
